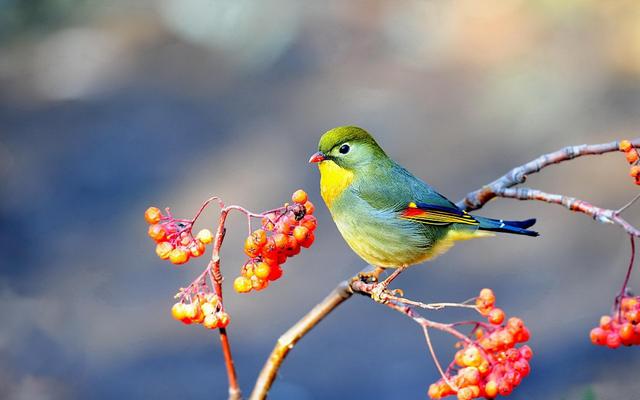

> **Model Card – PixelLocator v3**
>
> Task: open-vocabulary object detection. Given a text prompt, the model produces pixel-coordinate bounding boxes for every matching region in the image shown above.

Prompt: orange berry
[620,140,633,152]
[293,225,310,242]
[304,201,315,214]
[273,233,289,252]
[299,231,315,248]
[626,309,640,324]
[291,189,308,204]
[233,276,252,293]
[261,237,278,258]
[457,387,474,400]
[196,229,213,244]
[169,247,190,264]
[600,315,612,330]
[244,236,261,258]
[254,262,271,279]
[145,207,162,224]
[148,224,167,242]
[217,312,230,328]
[462,346,482,367]
[251,275,268,291]
[267,264,283,281]
[203,313,219,329]
[251,229,267,247]
[479,288,495,303]
[607,332,622,348]
[626,149,639,163]
[488,308,505,325]
[156,242,173,259]
[275,220,293,235]
[484,380,498,398]
[300,215,317,231]
[284,235,301,256]
[190,240,206,257]
[262,213,276,231]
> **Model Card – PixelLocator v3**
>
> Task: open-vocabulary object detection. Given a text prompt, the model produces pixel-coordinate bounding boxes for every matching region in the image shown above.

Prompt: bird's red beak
[309,151,326,163]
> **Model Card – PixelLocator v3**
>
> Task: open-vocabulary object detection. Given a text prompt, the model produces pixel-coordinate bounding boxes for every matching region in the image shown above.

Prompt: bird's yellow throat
[318,160,354,208]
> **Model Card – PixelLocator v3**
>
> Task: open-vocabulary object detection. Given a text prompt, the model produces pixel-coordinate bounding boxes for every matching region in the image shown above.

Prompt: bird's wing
[353,161,478,227]
[399,202,478,226]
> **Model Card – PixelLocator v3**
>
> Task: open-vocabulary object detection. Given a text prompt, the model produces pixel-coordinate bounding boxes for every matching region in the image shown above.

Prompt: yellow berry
[196,229,213,244]
[233,276,252,293]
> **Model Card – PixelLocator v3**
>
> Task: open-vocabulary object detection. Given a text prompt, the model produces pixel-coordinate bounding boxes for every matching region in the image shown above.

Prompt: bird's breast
[318,160,354,208]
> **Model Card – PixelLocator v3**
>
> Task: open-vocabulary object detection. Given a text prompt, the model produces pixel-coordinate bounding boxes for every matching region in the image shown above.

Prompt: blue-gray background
[1,1,640,399]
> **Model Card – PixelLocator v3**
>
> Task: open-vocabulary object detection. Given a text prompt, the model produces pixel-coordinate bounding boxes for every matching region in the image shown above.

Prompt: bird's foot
[355,266,385,284]
[370,284,403,303]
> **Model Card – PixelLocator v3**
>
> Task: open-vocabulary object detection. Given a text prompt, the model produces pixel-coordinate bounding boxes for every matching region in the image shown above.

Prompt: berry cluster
[171,293,230,330]
[590,295,640,348]
[619,140,640,185]
[428,289,532,400]
[145,206,213,265]
[233,190,317,293]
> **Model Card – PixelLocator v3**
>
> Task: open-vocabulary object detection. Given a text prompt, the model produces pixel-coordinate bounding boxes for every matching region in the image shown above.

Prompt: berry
[251,229,267,247]
[148,224,167,242]
[267,264,283,281]
[156,242,173,259]
[145,207,162,224]
[254,262,271,279]
[234,276,252,293]
[428,290,532,399]
[244,236,261,258]
[291,189,308,204]
[171,303,186,321]
[217,312,230,328]
[196,229,213,244]
[169,247,190,265]
[488,308,505,325]
[304,201,315,214]
[190,240,206,257]
[293,225,310,242]
[620,140,633,152]
[203,313,219,329]
[626,149,639,164]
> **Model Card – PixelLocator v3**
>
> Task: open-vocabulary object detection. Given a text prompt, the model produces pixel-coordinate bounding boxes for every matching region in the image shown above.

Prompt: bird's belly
[333,209,435,268]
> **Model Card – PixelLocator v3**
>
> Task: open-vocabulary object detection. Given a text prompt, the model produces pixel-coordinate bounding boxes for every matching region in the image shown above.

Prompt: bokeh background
[1,1,640,399]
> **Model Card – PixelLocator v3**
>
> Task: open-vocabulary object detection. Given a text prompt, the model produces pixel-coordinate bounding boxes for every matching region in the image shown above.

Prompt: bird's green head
[309,126,387,170]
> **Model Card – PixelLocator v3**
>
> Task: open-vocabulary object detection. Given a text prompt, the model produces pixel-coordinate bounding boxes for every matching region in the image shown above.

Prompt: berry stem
[616,235,636,322]
[209,207,241,399]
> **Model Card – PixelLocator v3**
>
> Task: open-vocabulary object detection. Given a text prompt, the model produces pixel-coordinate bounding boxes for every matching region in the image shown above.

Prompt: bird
[309,126,537,298]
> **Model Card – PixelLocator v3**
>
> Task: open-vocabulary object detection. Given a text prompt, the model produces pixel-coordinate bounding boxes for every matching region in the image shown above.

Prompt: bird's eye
[339,144,350,154]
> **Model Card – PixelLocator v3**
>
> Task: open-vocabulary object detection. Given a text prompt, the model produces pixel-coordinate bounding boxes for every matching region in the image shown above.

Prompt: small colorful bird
[309,126,537,295]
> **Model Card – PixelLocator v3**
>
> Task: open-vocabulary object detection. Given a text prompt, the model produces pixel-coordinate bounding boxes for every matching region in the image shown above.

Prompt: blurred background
[1,0,640,399]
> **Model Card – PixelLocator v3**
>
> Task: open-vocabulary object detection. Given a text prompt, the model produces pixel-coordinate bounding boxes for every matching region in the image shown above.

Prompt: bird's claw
[357,267,383,284]
[370,284,389,303]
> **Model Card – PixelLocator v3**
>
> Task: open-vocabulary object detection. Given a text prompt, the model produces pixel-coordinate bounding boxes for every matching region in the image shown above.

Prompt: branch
[456,138,640,237]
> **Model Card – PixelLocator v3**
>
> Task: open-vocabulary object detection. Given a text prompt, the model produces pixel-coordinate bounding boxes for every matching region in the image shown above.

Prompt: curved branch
[456,138,640,212]
[249,281,354,400]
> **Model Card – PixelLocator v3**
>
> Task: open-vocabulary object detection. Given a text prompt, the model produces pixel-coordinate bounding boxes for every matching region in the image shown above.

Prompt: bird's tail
[475,216,539,237]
